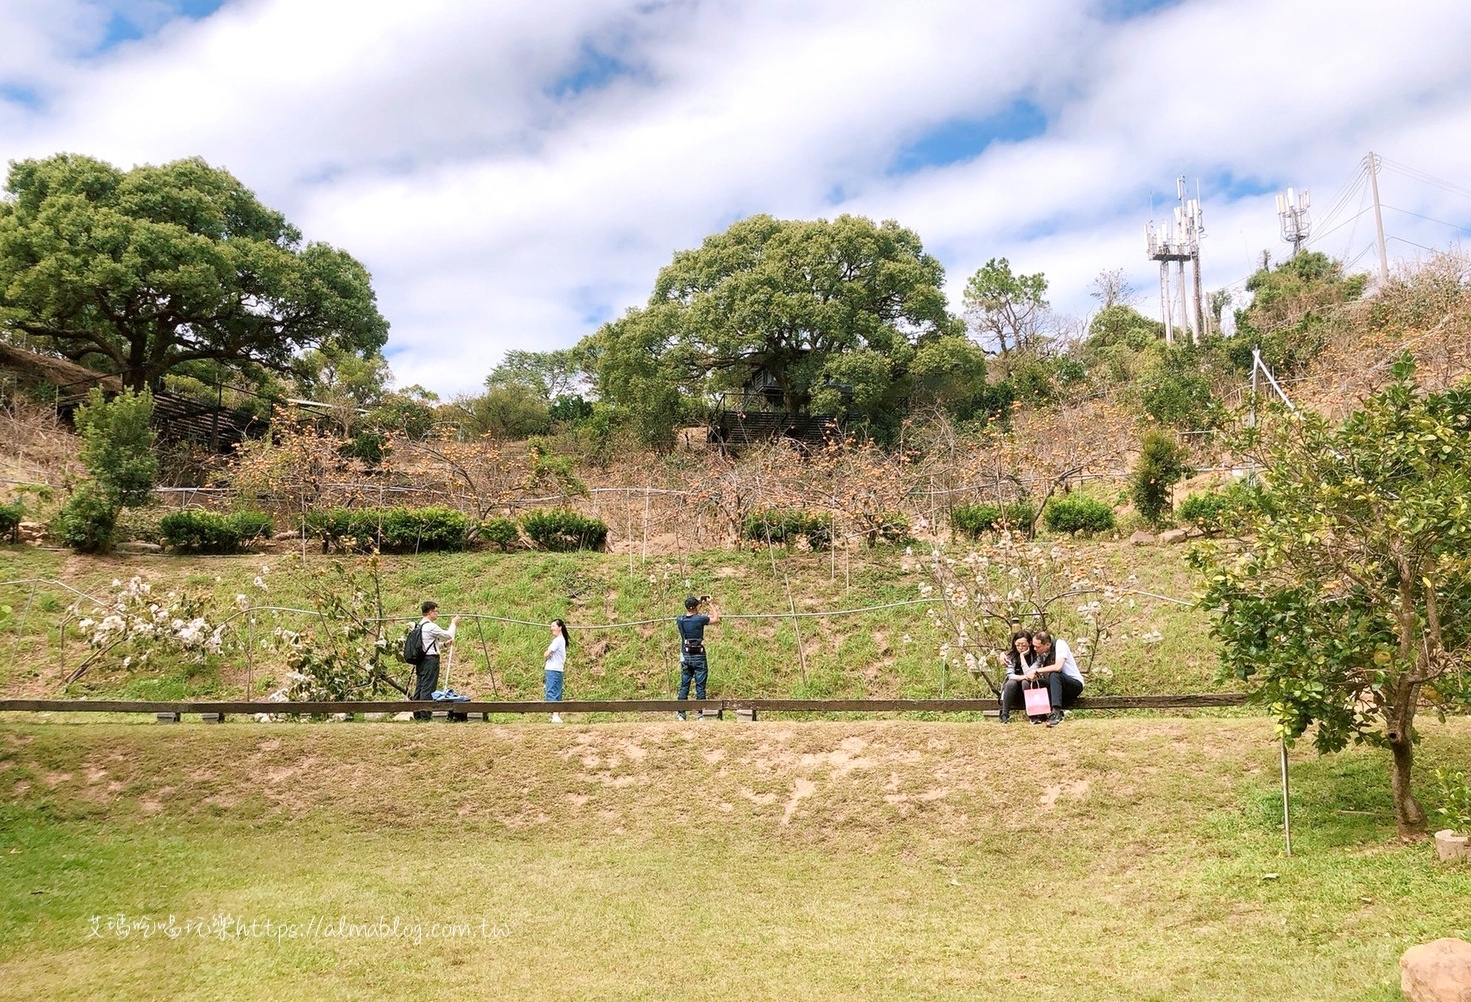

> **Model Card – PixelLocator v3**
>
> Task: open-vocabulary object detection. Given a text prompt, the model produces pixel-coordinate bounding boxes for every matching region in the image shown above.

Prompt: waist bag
[682,639,706,656]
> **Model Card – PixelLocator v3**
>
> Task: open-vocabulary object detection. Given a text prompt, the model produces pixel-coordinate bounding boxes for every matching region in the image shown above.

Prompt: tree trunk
[1387,690,1426,837]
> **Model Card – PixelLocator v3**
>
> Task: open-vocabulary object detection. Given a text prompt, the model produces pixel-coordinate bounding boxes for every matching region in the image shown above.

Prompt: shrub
[302,509,357,551]
[1177,483,1262,536]
[0,500,23,543]
[1002,500,1037,530]
[805,514,835,550]
[867,511,910,547]
[952,503,1000,538]
[478,517,520,551]
[744,510,833,549]
[521,509,609,552]
[1435,767,1471,835]
[1177,491,1230,534]
[744,510,810,546]
[953,500,1037,538]
[53,483,117,554]
[1130,432,1190,526]
[1043,495,1116,534]
[159,510,275,553]
[75,387,158,508]
[113,507,164,544]
[378,506,472,552]
[303,507,473,553]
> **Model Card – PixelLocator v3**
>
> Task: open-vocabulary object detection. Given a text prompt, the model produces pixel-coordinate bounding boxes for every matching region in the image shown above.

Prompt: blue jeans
[678,655,708,701]
[544,669,564,702]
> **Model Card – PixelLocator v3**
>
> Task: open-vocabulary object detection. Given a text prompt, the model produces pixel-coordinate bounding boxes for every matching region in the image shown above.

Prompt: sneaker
[998,713,1011,724]
[676,711,687,721]
[550,713,562,723]
[1046,710,1063,727]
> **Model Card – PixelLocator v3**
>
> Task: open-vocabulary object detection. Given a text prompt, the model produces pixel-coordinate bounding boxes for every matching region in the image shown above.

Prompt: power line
[1379,157,1471,203]
[1382,203,1471,234]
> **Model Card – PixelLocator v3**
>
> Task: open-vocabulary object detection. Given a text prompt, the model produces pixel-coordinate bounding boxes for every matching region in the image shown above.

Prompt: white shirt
[418,617,455,656]
[1053,638,1083,683]
[544,634,566,672]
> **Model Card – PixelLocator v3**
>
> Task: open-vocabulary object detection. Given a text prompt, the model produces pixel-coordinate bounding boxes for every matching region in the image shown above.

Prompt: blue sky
[1,0,1469,395]
[94,0,227,51]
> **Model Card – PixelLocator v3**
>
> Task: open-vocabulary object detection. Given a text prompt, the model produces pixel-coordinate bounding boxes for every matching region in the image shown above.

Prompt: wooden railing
[0,693,1251,722]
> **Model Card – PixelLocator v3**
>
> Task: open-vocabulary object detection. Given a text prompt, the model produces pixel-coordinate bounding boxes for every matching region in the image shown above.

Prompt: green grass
[3,540,1229,703]
[1,717,1468,1000]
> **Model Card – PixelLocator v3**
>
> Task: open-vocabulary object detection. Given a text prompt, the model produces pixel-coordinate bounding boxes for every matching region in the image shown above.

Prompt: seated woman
[1030,630,1085,727]
[997,630,1039,724]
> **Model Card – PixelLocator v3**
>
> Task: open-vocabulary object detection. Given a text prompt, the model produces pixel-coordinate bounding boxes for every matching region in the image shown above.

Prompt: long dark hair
[552,618,570,652]
[1004,630,1034,672]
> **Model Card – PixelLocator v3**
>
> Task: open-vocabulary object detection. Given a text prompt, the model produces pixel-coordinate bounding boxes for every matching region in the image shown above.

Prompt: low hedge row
[300,507,610,553]
[520,509,609,552]
[159,510,275,554]
[951,500,1036,537]
[302,507,474,553]
[743,510,834,550]
[1042,495,1117,534]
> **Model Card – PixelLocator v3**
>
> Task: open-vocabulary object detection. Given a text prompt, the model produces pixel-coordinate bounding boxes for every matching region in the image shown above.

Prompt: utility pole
[1276,187,1310,258]
[1367,151,1390,284]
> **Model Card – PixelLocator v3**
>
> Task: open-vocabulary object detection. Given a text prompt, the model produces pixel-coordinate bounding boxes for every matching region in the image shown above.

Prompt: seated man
[1031,630,1084,727]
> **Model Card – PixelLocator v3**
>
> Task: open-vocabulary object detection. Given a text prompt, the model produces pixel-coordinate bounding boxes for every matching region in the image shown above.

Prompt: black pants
[1046,672,1085,711]
[413,654,440,719]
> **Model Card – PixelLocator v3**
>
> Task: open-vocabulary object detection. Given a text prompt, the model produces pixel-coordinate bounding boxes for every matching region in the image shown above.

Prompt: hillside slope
[2,717,1468,1001]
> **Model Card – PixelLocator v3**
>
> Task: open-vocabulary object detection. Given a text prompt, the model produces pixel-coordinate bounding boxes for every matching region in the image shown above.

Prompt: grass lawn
[2,716,1468,1000]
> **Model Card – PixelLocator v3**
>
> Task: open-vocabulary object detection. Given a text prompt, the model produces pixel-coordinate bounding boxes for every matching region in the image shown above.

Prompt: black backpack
[400,623,427,666]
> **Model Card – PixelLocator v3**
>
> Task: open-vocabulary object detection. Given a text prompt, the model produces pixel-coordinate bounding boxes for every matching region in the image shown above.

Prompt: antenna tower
[1144,177,1205,344]
[1276,187,1311,258]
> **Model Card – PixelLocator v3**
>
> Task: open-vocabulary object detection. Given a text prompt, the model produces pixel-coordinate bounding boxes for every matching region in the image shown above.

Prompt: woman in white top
[544,619,568,722]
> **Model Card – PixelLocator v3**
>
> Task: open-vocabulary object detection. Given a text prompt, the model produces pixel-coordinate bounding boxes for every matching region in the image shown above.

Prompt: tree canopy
[1229,251,1365,375]
[1195,359,1471,834]
[961,257,1049,356]
[580,213,964,444]
[0,154,388,390]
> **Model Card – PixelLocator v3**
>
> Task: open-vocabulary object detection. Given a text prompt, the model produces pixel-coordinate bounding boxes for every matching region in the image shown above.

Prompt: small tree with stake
[1193,357,1471,836]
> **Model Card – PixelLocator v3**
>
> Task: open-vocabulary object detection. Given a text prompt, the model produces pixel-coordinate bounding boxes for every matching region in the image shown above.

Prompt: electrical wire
[1379,157,1471,202]
[1383,203,1471,234]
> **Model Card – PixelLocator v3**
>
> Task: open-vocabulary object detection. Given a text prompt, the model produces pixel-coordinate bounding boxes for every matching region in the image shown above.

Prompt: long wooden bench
[0,694,1250,722]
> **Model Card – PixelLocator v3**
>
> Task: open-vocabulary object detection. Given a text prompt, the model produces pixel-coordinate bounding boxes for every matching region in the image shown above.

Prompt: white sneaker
[551,713,562,723]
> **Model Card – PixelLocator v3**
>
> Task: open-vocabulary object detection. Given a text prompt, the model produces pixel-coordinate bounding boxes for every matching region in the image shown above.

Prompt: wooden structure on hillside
[709,371,840,448]
[0,342,266,452]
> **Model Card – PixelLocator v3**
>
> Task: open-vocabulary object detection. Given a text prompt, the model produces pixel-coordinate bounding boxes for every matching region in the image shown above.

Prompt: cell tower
[1276,187,1310,258]
[1145,177,1205,345]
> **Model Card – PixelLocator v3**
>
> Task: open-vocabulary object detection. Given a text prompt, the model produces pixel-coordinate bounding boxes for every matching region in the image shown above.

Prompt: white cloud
[2,0,1469,394]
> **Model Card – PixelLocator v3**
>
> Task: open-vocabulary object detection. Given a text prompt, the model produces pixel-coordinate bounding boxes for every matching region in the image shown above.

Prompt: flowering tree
[68,575,230,683]
[920,536,1125,695]
[263,555,407,701]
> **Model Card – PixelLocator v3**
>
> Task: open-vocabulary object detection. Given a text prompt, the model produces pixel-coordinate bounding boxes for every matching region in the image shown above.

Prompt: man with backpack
[406,601,458,720]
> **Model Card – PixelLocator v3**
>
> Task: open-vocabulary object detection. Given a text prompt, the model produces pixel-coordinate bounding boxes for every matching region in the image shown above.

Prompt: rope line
[1,580,1197,633]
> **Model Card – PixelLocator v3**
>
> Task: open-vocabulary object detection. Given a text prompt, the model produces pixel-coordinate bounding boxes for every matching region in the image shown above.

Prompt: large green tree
[1195,359,1471,835]
[961,257,1049,356]
[581,213,961,444]
[1230,251,1364,375]
[0,154,388,390]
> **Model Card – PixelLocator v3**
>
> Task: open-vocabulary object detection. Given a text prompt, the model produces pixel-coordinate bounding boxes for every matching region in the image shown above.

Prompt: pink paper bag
[1023,685,1052,717]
